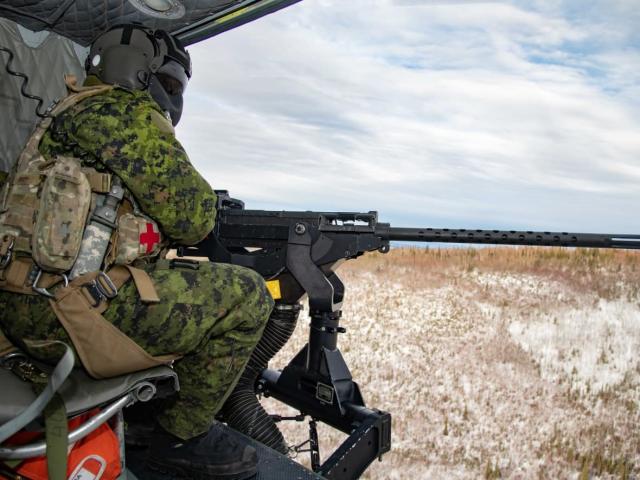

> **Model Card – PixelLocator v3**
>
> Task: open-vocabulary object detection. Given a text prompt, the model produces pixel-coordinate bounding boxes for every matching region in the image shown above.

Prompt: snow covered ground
[262,248,640,479]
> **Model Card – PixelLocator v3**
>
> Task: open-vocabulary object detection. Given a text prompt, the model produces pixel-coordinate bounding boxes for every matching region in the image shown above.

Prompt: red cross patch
[139,222,160,254]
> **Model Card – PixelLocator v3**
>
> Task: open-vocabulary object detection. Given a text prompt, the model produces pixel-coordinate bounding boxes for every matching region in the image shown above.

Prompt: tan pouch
[0,81,116,285]
[0,170,44,254]
[114,213,163,265]
[49,269,177,379]
[32,156,91,273]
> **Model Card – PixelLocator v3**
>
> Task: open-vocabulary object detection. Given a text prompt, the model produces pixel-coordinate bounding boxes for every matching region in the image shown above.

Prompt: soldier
[0,25,273,479]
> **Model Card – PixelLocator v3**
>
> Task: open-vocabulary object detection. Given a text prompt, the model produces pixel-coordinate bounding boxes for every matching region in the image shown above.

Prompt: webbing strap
[0,257,65,296]
[123,265,160,303]
[0,342,74,444]
[105,265,159,303]
[44,394,68,480]
[50,268,176,379]
[83,170,112,193]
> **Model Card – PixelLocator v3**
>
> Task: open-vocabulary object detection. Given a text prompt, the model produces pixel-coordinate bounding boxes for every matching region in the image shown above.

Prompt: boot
[146,422,258,480]
[123,401,156,447]
[124,420,155,448]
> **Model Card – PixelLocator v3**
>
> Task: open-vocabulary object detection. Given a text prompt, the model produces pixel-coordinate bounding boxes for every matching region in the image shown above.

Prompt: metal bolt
[295,223,306,235]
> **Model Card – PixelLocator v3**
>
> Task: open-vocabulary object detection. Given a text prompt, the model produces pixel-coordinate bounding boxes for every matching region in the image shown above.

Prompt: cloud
[177,0,640,234]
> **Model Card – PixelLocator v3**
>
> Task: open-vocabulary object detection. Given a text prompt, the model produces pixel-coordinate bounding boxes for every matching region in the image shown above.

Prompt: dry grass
[357,246,640,299]
[259,247,640,479]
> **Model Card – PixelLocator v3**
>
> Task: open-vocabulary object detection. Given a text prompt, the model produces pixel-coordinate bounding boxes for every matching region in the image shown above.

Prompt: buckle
[0,351,27,370]
[169,258,200,270]
[31,268,68,298]
[0,235,14,269]
[81,271,118,307]
[1,352,49,382]
[95,271,118,299]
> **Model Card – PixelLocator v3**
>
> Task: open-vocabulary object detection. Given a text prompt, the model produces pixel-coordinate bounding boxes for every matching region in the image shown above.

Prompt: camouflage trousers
[0,260,274,439]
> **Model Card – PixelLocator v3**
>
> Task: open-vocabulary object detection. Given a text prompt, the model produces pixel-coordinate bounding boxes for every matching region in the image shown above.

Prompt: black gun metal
[178,190,640,479]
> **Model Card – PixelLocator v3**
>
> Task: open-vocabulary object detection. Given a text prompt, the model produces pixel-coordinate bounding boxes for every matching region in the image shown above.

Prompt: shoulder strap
[0,341,74,444]
[13,76,115,175]
[48,75,114,119]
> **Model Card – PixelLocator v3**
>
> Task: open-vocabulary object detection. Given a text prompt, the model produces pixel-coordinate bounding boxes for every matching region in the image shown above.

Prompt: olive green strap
[0,341,74,443]
[44,394,68,480]
[1,459,21,471]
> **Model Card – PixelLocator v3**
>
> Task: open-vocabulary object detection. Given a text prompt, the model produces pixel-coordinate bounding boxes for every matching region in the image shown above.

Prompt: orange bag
[1,409,122,480]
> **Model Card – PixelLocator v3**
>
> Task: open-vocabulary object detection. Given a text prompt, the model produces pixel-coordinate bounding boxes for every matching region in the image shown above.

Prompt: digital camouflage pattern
[0,85,274,439]
[39,83,217,245]
[69,221,113,279]
[115,213,163,265]
[0,260,273,439]
[32,155,91,272]
[0,83,114,260]
[0,163,41,254]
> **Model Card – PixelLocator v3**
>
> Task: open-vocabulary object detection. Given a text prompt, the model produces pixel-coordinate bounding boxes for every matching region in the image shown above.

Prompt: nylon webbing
[124,266,160,303]
[0,341,74,444]
[107,265,160,303]
[44,394,68,480]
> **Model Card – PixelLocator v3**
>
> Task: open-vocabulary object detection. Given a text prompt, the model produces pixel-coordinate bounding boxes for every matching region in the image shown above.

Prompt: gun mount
[178,191,640,479]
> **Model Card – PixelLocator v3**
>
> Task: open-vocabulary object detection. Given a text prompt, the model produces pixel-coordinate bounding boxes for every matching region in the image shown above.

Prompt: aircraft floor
[125,423,323,480]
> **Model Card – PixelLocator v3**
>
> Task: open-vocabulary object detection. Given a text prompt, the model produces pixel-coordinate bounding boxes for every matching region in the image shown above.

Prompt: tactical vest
[0,76,180,378]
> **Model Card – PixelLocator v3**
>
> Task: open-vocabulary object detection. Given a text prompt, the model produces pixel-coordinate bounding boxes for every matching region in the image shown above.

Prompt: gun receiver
[178,191,640,479]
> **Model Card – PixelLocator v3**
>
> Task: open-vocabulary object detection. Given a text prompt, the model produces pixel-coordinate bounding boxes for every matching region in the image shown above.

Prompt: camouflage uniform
[0,84,274,439]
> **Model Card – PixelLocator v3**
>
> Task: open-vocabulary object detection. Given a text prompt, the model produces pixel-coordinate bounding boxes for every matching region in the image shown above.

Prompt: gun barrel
[380,227,640,250]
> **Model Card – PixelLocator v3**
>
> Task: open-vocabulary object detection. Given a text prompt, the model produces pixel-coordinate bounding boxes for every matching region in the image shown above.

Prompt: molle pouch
[0,167,44,255]
[32,156,91,273]
[114,213,163,265]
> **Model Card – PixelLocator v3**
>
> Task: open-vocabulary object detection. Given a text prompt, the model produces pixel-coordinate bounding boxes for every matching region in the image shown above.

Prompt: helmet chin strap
[137,70,151,88]
[148,74,184,126]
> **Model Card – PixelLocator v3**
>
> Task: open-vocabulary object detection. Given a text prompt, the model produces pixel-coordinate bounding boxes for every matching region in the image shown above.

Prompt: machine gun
[178,190,640,480]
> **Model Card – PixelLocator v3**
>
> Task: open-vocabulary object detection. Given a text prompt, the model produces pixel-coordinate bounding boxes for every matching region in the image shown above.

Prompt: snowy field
[262,247,640,479]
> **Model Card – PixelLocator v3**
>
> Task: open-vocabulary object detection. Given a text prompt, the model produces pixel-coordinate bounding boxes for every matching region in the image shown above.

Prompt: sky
[176,0,640,234]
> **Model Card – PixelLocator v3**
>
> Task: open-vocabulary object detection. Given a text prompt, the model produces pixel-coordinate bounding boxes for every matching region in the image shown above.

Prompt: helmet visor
[156,60,189,95]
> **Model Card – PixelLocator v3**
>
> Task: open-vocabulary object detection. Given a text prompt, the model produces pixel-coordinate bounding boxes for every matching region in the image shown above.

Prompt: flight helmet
[86,25,191,125]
